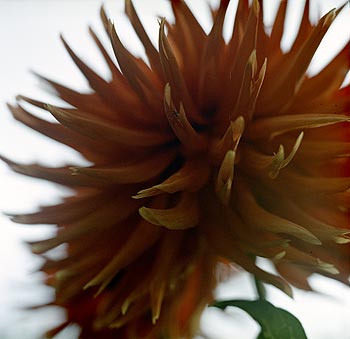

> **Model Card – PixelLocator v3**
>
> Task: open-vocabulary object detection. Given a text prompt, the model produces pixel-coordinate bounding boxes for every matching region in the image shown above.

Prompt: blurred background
[0,0,349,338]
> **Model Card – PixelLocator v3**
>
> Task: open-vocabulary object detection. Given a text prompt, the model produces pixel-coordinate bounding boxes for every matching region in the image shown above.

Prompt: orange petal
[71,149,177,185]
[47,105,174,147]
[247,113,350,139]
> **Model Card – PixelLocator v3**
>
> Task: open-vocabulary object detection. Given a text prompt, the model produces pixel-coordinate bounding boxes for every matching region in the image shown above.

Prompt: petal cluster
[3,0,349,338]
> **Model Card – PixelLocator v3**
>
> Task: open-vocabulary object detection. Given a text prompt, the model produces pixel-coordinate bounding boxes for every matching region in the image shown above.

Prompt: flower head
[3,0,350,338]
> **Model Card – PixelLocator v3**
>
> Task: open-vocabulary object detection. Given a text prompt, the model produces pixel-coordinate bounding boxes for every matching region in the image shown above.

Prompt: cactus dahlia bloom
[2,0,350,337]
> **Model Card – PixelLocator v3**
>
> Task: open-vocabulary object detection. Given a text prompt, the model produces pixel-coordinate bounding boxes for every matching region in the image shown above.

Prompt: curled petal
[164,84,208,152]
[267,144,287,179]
[216,150,235,206]
[232,50,267,121]
[242,132,304,179]
[139,192,200,230]
[209,116,245,164]
[159,19,204,124]
[134,158,211,199]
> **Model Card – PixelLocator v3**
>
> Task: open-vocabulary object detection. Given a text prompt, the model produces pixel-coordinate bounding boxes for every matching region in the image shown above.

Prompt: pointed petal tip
[100,3,107,17]
[306,234,322,246]
[272,251,287,262]
[317,259,340,275]
[284,284,294,298]
[170,0,182,6]
[0,154,13,166]
[138,206,160,226]
[6,102,15,111]
[69,166,80,175]
[219,0,230,9]
[15,94,24,102]
[323,8,337,27]
[124,0,132,12]
[83,279,96,291]
[152,310,160,324]
[29,69,44,80]
[333,231,350,244]
[132,190,151,199]
[253,0,260,15]
[335,1,349,16]
[2,212,27,225]
[6,214,23,224]
[121,299,131,315]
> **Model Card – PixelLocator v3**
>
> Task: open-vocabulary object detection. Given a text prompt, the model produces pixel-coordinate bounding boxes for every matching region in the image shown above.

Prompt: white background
[0,1,349,338]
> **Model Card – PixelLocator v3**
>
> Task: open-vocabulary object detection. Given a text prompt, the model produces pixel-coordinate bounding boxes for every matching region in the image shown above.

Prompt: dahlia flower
[2,0,349,338]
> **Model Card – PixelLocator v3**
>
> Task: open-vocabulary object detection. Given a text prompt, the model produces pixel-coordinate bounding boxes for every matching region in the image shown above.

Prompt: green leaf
[211,299,308,339]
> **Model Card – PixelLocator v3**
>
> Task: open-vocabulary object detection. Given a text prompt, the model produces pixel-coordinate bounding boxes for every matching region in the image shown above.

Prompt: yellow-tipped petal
[139,192,199,229]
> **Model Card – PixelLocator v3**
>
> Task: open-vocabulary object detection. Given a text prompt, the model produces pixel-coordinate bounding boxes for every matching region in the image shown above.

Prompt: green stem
[254,276,266,300]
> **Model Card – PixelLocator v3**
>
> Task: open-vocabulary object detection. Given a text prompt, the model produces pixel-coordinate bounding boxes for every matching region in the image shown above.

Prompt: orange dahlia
[2,0,350,338]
